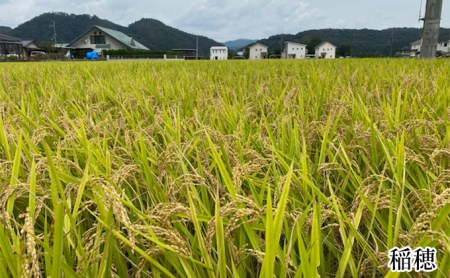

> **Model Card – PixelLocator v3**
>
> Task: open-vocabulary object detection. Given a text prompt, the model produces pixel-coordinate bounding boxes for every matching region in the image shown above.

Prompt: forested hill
[127,18,219,55]
[256,28,450,57]
[9,13,127,43]
[3,12,450,57]
[0,26,12,35]
[4,12,222,55]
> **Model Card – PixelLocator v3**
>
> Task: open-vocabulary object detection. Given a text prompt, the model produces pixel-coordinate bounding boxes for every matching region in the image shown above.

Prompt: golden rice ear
[0,59,448,277]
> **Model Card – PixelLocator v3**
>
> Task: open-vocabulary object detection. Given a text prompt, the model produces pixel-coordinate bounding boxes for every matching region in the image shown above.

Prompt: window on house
[445,43,448,47]
[90,35,106,44]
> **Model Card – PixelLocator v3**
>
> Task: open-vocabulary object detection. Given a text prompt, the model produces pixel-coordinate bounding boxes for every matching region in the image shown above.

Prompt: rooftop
[68,26,149,50]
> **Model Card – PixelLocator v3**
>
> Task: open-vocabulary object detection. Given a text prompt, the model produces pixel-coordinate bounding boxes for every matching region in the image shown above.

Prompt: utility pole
[49,21,59,59]
[49,21,57,45]
[196,35,199,60]
[389,30,395,57]
[420,0,444,58]
[280,35,284,58]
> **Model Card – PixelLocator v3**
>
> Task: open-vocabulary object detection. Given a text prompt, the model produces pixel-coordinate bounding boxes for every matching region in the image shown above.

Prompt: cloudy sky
[0,0,449,42]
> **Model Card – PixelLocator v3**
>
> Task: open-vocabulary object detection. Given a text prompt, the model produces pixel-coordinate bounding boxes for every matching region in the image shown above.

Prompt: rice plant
[0,59,449,277]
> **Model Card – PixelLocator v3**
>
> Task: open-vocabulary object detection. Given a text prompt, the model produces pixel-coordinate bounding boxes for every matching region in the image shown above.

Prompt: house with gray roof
[66,25,149,58]
[0,34,41,59]
[0,34,24,57]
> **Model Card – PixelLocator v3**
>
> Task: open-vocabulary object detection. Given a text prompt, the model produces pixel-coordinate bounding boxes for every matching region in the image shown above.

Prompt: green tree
[305,37,322,54]
[336,44,352,57]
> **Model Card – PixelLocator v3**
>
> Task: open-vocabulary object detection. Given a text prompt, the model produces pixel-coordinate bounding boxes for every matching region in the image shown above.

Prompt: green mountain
[127,18,221,54]
[256,28,450,57]
[223,39,257,51]
[4,12,450,57]
[9,12,126,44]
[0,26,12,35]
[6,12,222,56]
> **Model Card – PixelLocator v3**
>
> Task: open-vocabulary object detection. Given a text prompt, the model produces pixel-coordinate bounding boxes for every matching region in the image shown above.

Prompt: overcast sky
[0,0,449,42]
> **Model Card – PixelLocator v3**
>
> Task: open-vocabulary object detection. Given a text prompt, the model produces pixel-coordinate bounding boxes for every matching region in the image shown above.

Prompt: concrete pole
[196,35,199,60]
[420,0,444,59]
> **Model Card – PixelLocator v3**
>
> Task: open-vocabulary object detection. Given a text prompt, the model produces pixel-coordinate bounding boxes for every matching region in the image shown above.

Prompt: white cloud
[172,0,318,41]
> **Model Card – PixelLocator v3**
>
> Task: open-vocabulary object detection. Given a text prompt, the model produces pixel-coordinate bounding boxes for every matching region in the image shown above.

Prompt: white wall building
[248,43,268,60]
[210,46,228,60]
[315,42,336,59]
[411,39,449,57]
[410,40,421,57]
[282,41,307,59]
[67,25,148,58]
[437,40,450,54]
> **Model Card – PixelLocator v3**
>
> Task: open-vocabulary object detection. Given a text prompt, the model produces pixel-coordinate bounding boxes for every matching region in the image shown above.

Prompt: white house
[210,46,228,60]
[315,42,336,59]
[410,40,421,57]
[437,40,450,54]
[410,38,449,57]
[248,43,268,60]
[67,25,149,58]
[282,41,307,59]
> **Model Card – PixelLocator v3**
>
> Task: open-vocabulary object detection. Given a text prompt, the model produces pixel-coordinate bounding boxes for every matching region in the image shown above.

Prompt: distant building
[0,34,41,59]
[21,40,40,59]
[210,46,228,60]
[396,45,414,57]
[172,49,197,59]
[282,41,307,59]
[67,25,149,58]
[437,39,450,55]
[0,34,24,57]
[408,38,449,57]
[315,42,336,59]
[410,40,421,57]
[248,43,268,60]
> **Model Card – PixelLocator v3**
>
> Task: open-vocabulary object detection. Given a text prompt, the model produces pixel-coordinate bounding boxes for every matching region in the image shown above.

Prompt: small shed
[21,40,41,59]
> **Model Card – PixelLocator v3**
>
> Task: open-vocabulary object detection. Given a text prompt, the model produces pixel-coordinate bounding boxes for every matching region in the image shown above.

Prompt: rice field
[0,59,449,277]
